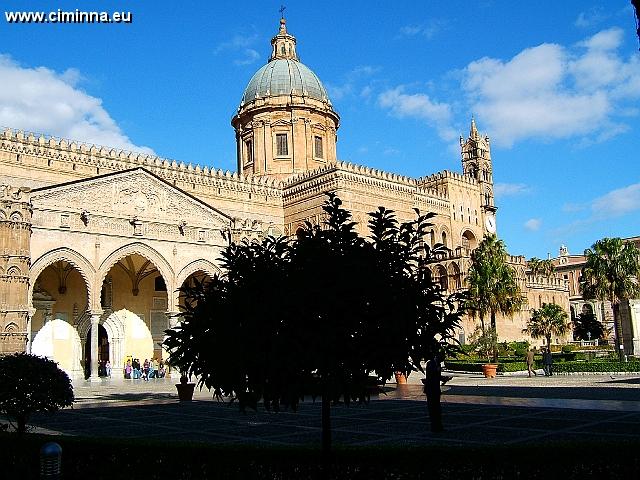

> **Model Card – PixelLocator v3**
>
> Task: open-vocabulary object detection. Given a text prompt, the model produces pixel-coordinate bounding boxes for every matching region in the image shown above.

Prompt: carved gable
[30,168,231,229]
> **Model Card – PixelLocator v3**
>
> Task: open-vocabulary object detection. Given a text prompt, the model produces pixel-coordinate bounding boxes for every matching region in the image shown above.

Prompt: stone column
[89,313,101,381]
[164,311,182,377]
[25,308,37,354]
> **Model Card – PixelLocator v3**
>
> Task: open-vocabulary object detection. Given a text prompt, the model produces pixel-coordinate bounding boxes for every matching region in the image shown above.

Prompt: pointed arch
[176,259,221,289]
[30,247,95,308]
[98,243,174,310]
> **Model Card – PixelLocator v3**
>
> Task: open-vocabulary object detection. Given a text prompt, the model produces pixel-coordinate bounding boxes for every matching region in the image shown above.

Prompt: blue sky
[2,0,639,258]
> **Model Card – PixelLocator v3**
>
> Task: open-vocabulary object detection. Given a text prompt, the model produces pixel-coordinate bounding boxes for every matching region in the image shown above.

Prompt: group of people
[124,358,166,380]
[526,347,554,377]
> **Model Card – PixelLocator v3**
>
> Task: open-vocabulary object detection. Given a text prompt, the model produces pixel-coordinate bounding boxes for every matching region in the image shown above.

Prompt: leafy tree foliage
[580,237,640,359]
[527,257,554,276]
[469,325,498,362]
[572,312,606,341]
[524,303,570,347]
[0,353,74,434]
[164,193,463,454]
[465,234,525,361]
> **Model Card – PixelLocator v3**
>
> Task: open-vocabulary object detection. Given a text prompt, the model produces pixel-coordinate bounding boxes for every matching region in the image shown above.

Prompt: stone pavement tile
[489,416,585,431]
[346,419,430,437]
[527,409,617,421]
[573,420,640,436]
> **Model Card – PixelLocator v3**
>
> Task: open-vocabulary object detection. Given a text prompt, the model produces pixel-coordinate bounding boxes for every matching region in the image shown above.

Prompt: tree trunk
[479,312,485,333]
[490,310,497,363]
[16,415,26,435]
[546,334,552,349]
[612,302,624,362]
[321,390,332,468]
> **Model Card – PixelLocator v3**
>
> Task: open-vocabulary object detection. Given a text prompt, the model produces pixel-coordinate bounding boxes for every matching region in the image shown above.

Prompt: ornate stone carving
[30,168,232,229]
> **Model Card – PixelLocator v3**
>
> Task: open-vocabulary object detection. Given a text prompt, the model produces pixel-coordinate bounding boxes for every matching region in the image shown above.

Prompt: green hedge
[445,360,640,373]
[553,361,640,373]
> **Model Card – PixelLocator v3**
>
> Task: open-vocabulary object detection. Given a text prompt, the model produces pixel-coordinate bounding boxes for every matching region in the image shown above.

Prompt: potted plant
[470,326,498,378]
[394,371,408,384]
[175,370,196,401]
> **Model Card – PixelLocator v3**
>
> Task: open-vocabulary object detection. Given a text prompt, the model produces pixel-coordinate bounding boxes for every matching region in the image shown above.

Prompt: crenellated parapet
[0,184,32,354]
[0,128,284,201]
[419,170,480,189]
[282,160,450,212]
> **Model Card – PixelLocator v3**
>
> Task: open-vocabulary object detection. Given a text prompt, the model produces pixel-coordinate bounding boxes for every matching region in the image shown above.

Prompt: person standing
[424,353,444,432]
[542,347,554,376]
[105,360,112,378]
[526,348,537,378]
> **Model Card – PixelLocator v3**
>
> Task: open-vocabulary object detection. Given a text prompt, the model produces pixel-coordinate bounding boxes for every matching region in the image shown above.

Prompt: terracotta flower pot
[482,364,498,378]
[394,371,407,384]
[175,382,195,401]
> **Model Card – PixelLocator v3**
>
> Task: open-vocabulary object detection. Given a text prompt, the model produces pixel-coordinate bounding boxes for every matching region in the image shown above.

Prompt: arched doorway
[84,324,109,378]
[99,252,170,366]
[30,259,89,379]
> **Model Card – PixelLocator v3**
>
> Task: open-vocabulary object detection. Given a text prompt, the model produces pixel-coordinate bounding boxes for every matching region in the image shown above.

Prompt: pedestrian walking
[542,347,553,376]
[105,360,112,377]
[526,348,537,377]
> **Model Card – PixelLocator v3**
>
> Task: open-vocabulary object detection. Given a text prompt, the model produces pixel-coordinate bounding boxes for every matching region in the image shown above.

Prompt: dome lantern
[232,18,340,180]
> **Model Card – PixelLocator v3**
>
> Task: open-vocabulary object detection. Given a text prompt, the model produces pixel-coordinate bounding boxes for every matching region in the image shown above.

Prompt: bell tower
[461,118,495,212]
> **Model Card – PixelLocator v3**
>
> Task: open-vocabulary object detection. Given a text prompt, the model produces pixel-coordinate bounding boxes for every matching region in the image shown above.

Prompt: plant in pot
[470,326,498,378]
[175,369,195,401]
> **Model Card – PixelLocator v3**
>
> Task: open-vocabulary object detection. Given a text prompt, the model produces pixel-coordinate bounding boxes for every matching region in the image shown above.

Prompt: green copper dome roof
[241,59,330,105]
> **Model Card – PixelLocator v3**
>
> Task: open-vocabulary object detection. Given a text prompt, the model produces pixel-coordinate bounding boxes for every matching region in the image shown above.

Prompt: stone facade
[552,238,640,355]
[0,18,568,378]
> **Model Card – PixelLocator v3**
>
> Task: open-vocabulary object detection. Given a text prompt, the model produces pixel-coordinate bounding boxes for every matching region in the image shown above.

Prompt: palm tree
[527,257,554,277]
[466,234,525,361]
[580,237,640,361]
[524,303,570,347]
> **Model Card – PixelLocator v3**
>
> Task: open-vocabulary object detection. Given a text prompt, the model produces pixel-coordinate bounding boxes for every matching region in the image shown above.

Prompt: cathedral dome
[238,17,332,107]
[241,59,330,105]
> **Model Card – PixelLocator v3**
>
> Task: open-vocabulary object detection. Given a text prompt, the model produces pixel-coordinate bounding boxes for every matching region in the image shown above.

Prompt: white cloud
[574,8,609,28]
[234,49,260,66]
[460,28,640,147]
[0,55,153,153]
[555,182,640,237]
[377,86,455,140]
[214,33,261,66]
[524,218,542,231]
[399,19,447,39]
[494,182,530,198]
[591,183,640,219]
[326,65,380,102]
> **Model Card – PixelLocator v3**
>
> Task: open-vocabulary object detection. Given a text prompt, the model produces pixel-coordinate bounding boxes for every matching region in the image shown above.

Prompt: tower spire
[470,116,479,140]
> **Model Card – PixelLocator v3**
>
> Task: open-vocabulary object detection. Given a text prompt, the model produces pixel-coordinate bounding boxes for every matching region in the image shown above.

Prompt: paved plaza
[19,372,640,448]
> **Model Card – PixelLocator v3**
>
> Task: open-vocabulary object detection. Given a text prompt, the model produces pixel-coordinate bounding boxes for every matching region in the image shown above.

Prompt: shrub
[561,345,574,354]
[553,361,640,373]
[0,353,74,434]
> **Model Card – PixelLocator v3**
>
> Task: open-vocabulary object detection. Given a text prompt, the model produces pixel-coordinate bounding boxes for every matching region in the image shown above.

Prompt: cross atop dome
[270,15,299,61]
